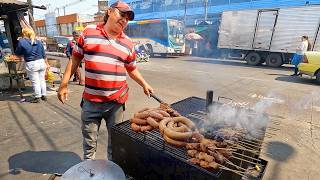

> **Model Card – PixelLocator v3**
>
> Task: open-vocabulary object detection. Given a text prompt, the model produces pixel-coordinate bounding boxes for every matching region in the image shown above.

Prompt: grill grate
[115,120,223,178]
[112,97,268,180]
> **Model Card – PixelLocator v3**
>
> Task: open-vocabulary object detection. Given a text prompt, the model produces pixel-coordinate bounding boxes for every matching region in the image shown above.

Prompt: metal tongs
[150,93,171,108]
[150,93,165,104]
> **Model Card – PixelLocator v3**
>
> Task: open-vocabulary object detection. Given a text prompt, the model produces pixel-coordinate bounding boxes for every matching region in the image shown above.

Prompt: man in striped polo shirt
[57,1,153,160]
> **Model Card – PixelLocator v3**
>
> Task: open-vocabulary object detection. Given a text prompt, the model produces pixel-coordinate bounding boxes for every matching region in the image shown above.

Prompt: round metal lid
[61,160,125,180]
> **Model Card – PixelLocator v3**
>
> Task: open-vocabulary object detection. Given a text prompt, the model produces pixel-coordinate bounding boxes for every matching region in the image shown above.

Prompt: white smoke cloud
[201,92,285,138]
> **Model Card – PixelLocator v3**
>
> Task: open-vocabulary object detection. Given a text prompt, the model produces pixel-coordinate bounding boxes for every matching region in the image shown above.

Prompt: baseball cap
[72,31,79,36]
[110,1,134,21]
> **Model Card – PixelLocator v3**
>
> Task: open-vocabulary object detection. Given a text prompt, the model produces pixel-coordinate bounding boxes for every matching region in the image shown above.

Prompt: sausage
[146,117,159,128]
[191,132,205,143]
[140,125,153,132]
[167,121,190,132]
[163,127,193,141]
[131,123,141,132]
[171,117,196,130]
[130,118,148,125]
[157,110,170,117]
[148,111,164,120]
[163,134,187,147]
[167,121,191,132]
[138,107,150,113]
[134,111,149,119]
[159,118,172,134]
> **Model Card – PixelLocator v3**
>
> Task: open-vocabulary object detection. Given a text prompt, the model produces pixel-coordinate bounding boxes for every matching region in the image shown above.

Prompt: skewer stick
[240,139,265,146]
[232,145,260,155]
[232,152,261,162]
[219,166,247,177]
[231,156,260,165]
[238,140,262,149]
[225,158,247,171]
[236,142,260,151]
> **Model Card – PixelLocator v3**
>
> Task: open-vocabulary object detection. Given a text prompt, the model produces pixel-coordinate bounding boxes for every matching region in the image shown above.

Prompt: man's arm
[127,69,154,97]
[57,55,82,103]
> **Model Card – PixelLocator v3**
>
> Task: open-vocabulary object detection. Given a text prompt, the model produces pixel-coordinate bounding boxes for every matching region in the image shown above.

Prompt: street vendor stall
[0,0,46,93]
[110,91,270,180]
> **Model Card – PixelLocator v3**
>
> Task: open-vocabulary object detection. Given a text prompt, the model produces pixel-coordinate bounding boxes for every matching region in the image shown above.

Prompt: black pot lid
[61,159,125,180]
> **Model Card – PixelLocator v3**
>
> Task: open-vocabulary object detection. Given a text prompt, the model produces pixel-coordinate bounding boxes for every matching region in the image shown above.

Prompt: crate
[6,61,25,74]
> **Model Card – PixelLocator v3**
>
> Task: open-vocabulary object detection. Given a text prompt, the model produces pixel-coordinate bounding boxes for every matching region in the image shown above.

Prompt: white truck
[217,5,320,67]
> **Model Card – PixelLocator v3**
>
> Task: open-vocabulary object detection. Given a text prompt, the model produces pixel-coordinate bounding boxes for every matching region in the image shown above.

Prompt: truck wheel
[316,70,320,85]
[266,53,283,67]
[245,52,262,66]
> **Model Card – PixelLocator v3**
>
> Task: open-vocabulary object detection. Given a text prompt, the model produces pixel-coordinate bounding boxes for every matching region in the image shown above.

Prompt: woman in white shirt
[291,36,311,76]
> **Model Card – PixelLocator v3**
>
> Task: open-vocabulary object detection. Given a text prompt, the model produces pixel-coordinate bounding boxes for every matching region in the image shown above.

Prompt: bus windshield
[126,19,185,56]
[168,20,184,46]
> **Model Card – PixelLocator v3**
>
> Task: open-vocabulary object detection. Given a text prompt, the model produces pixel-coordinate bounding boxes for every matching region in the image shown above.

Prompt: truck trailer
[217,5,320,67]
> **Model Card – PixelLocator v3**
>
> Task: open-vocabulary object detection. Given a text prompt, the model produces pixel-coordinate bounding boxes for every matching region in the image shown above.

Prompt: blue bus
[125,19,185,57]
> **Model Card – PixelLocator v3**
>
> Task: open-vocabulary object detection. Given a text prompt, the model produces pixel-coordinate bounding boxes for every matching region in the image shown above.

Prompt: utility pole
[204,0,208,21]
[27,0,37,33]
[184,0,187,26]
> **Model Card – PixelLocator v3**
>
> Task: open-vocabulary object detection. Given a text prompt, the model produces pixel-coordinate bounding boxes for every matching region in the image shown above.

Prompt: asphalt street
[0,55,319,180]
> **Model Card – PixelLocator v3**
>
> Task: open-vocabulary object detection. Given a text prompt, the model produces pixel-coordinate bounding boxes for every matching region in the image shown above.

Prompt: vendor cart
[5,60,25,99]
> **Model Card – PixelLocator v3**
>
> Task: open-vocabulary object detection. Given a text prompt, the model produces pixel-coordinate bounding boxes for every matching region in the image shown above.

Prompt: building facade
[109,0,320,25]
[35,13,95,37]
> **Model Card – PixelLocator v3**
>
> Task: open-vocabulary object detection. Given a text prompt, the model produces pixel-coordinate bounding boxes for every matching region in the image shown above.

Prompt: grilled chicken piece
[199,160,210,168]
[198,152,215,163]
[208,162,219,169]
[208,150,225,164]
[188,158,200,165]
[186,143,200,150]
[187,150,198,158]
[217,149,232,159]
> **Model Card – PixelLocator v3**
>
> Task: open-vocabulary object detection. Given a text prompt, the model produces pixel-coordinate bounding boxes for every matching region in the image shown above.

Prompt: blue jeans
[81,99,124,160]
[291,53,303,67]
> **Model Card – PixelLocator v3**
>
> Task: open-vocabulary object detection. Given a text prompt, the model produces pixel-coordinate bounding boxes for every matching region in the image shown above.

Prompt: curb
[46,51,67,57]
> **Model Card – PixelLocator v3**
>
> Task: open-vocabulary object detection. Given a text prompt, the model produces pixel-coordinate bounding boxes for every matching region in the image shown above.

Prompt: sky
[22,0,101,20]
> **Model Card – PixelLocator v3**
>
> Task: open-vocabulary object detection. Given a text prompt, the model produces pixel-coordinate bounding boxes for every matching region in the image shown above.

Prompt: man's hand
[57,85,68,104]
[143,83,154,97]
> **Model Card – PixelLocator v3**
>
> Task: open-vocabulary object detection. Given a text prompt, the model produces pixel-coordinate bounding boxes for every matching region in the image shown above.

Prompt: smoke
[293,91,320,112]
[201,92,285,138]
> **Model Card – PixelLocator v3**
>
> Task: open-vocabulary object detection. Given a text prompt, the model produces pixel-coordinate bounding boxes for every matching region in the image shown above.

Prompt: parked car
[298,51,320,84]
[46,36,70,53]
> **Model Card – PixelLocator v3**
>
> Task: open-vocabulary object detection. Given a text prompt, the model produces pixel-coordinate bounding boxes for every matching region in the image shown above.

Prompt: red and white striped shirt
[73,24,136,103]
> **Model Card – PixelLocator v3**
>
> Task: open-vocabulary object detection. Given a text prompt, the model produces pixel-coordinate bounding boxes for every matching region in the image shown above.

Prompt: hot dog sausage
[131,123,141,132]
[163,134,187,147]
[134,111,149,119]
[130,117,148,125]
[140,125,153,132]
[146,117,159,128]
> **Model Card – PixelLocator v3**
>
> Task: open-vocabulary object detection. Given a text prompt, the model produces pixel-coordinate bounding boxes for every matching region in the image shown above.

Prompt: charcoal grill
[111,97,268,180]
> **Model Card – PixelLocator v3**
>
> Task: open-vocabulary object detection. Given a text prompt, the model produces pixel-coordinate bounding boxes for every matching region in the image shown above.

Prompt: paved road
[0,56,319,180]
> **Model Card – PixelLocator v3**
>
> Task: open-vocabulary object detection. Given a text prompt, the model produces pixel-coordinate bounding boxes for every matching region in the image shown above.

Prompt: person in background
[291,35,311,76]
[57,1,153,160]
[15,28,50,103]
[65,31,84,85]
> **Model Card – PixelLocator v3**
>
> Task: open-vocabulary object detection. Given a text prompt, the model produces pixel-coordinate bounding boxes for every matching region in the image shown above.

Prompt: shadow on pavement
[275,75,318,85]
[8,151,81,175]
[265,141,295,180]
[183,58,293,71]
